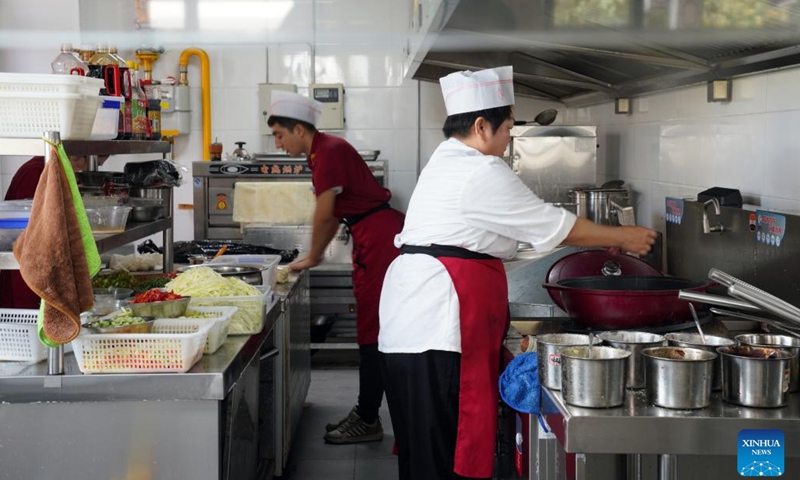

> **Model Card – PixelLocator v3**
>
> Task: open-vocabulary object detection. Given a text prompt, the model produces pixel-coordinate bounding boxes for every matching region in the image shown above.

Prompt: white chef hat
[439,65,515,116]
[269,90,323,126]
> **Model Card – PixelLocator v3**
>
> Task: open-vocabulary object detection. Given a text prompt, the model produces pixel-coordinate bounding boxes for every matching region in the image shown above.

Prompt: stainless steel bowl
[642,347,716,409]
[665,333,734,391]
[735,334,800,392]
[597,331,666,389]
[535,333,591,390]
[177,264,264,286]
[92,288,134,300]
[719,345,796,408]
[560,345,630,408]
[129,204,163,222]
[128,296,191,318]
[84,316,156,334]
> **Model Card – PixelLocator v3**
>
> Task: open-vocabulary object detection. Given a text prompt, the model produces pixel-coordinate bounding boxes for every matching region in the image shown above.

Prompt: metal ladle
[514,109,558,126]
[688,303,706,344]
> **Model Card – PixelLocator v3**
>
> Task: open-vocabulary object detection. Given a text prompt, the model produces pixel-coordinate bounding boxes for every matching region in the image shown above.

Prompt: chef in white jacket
[379,65,656,480]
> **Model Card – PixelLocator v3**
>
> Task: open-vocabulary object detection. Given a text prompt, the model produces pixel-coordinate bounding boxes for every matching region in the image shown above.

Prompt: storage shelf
[0,139,171,157]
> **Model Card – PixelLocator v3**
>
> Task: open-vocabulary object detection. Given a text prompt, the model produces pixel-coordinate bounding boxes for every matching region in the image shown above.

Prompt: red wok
[542,276,709,329]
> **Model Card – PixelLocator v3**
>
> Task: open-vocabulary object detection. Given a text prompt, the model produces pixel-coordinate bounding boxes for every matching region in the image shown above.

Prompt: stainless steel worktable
[533,387,800,480]
[0,298,281,402]
[0,272,308,480]
[542,388,800,456]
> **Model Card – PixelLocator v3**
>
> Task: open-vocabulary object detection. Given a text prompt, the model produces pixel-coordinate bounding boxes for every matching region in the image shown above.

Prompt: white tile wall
[582,65,800,230]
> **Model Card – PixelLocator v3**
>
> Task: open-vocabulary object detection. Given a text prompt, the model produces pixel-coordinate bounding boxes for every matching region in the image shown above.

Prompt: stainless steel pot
[718,345,795,408]
[570,187,632,226]
[535,333,591,390]
[129,187,171,219]
[642,347,716,409]
[560,345,630,408]
[665,333,734,391]
[735,334,800,392]
[597,331,666,389]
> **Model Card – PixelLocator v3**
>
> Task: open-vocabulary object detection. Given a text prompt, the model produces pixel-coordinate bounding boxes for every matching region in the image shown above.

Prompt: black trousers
[356,343,383,424]
[381,350,490,480]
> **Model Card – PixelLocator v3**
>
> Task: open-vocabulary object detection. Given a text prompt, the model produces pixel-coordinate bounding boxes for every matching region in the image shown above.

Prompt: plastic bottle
[51,43,87,75]
[110,47,134,140]
[142,80,162,141]
[127,61,150,140]
[78,45,95,64]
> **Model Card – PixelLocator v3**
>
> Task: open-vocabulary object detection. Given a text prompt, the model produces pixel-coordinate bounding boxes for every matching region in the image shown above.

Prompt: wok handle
[677,290,761,312]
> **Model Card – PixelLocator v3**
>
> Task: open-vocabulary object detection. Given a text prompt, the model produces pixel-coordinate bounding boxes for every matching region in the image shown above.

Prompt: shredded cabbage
[166,267,264,333]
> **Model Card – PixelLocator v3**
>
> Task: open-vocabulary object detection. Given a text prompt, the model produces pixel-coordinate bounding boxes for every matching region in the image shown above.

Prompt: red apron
[347,207,404,345]
[438,254,509,478]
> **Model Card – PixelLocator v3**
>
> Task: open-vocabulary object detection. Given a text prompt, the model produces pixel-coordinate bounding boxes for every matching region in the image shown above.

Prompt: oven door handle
[260,348,280,361]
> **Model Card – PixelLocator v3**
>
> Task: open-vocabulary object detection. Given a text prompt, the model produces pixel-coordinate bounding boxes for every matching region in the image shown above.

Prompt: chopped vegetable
[167,267,264,333]
[92,270,137,289]
[130,289,184,304]
[135,275,173,292]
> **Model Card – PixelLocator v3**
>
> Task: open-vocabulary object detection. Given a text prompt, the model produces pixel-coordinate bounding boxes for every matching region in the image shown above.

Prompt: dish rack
[0,308,45,363]
[72,319,213,374]
[169,306,238,354]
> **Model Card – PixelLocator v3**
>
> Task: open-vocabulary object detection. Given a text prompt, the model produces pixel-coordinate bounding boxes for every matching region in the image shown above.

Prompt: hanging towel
[13,142,100,346]
[232,182,316,225]
[499,352,541,414]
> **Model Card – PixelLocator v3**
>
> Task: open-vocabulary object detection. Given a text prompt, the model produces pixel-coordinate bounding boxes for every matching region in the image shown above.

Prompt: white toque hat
[439,65,515,116]
[269,90,323,125]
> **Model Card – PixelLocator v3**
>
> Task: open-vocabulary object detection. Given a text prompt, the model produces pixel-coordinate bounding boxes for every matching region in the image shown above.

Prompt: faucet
[702,198,724,234]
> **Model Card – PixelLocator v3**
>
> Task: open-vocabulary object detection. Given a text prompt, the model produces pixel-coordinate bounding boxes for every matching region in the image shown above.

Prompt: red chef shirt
[0,156,45,309]
[308,132,391,219]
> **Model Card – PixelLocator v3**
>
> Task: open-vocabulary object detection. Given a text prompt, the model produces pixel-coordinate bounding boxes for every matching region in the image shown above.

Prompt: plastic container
[0,72,104,96]
[189,286,271,335]
[0,91,101,139]
[164,306,237,354]
[0,308,45,363]
[209,254,281,288]
[72,319,213,374]
[89,95,121,140]
[85,205,132,234]
[0,217,29,251]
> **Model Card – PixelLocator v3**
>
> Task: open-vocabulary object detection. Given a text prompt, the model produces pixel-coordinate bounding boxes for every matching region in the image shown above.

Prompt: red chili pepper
[130,289,184,303]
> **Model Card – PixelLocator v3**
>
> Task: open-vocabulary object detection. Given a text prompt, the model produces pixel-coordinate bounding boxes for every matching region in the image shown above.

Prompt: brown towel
[13,145,94,344]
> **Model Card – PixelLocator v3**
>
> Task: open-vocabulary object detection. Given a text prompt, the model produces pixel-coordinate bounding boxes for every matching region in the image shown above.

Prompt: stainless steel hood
[405,0,800,106]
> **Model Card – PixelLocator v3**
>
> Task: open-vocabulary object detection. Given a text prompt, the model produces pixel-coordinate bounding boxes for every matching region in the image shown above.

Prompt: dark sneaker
[323,414,383,445]
[325,406,359,432]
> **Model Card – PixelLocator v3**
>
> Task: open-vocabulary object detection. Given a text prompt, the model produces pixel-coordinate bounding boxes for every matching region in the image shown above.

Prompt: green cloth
[37,141,101,347]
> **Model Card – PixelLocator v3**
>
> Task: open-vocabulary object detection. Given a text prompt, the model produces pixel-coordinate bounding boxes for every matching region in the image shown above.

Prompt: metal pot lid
[545,250,662,309]
[177,264,264,274]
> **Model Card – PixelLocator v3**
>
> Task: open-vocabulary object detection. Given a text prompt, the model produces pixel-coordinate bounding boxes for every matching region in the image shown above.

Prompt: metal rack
[0,137,174,271]
[0,134,175,375]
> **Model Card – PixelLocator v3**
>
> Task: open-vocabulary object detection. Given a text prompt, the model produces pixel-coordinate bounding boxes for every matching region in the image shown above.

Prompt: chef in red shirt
[0,155,108,309]
[267,90,405,444]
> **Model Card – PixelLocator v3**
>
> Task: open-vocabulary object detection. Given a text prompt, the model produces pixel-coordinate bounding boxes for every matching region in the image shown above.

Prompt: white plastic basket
[0,73,105,96]
[0,91,101,139]
[164,306,237,354]
[189,286,271,335]
[71,320,213,374]
[0,308,45,363]
[209,254,282,288]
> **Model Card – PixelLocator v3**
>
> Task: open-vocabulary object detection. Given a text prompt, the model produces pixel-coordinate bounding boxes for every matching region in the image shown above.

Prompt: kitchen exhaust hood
[405,0,800,107]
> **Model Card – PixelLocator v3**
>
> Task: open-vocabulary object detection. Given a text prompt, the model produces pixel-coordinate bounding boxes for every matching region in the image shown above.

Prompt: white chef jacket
[378,138,577,354]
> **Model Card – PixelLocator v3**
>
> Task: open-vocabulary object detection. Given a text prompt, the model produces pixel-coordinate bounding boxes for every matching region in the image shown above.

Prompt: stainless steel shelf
[93,217,173,252]
[0,138,171,157]
[0,252,19,269]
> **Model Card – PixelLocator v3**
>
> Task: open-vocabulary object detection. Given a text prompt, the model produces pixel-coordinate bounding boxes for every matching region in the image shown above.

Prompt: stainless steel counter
[542,388,800,456]
[0,296,282,402]
[0,272,308,480]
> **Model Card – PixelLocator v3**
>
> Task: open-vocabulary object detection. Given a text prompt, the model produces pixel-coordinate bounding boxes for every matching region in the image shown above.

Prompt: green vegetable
[87,311,147,329]
[93,270,137,290]
[135,276,172,292]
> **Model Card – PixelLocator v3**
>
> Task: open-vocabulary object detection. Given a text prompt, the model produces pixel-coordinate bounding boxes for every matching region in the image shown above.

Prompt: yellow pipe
[179,48,212,161]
